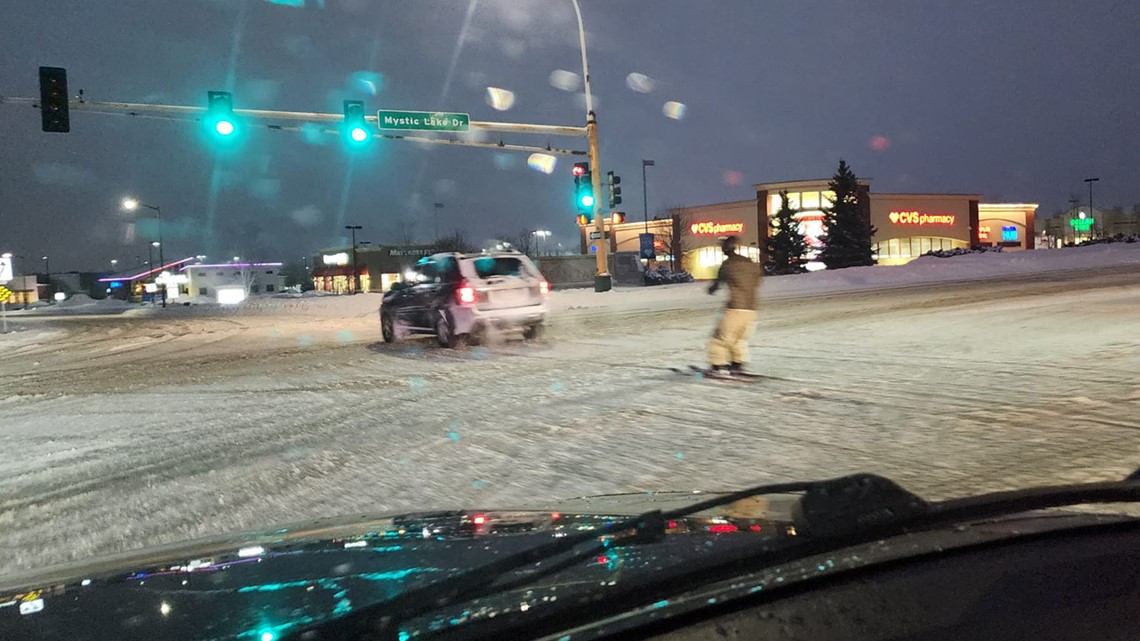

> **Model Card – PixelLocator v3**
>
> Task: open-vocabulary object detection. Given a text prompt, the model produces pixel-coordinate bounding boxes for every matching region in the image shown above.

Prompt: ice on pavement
[0,243,1139,578]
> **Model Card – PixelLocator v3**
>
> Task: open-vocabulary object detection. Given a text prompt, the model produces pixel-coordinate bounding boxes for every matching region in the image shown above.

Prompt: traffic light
[576,214,590,226]
[342,100,369,145]
[611,211,626,224]
[206,91,237,137]
[38,66,70,133]
[607,171,623,208]
[573,162,595,217]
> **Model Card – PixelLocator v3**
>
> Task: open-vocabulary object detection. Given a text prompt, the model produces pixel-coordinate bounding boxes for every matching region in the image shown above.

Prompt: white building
[180,262,284,303]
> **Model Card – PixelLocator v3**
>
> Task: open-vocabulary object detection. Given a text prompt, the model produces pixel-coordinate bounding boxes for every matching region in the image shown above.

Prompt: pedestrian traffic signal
[573,162,595,217]
[611,211,626,224]
[206,91,237,137]
[342,100,369,146]
[607,171,623,208]
[38,66,70,133]
[577,214,590,226]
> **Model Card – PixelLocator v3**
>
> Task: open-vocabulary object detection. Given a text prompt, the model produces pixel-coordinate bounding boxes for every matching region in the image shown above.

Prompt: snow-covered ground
[1,245,1139,579]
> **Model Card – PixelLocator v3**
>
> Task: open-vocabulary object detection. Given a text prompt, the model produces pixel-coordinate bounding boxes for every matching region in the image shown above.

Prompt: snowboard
[669,365,765,383]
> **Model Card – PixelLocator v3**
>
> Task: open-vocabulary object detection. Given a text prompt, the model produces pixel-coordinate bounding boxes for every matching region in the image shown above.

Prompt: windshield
[466,256,535,279]
[2,1,1139,640]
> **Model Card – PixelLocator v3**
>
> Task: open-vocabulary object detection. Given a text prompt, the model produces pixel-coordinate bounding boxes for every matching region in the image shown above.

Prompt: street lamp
[345,225,362,294]
[533,230,552,256]
[642,159,655,233]
[41,255,51,295]
[1084,177,1100,239]
[122,196,166,307]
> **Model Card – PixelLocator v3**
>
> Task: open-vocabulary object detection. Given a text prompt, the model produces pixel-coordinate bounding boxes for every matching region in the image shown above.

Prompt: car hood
[0,491,1128,641]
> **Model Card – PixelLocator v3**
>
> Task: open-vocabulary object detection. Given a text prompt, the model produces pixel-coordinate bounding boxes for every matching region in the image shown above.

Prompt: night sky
[1,0,1137,271]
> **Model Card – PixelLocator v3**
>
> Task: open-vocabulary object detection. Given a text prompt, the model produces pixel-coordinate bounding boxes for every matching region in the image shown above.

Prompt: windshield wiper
[283,479,816,641]
[288,468,1140,641]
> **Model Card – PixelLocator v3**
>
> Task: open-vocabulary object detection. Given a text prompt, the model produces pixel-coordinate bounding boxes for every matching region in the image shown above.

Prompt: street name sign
[377,110,470,132]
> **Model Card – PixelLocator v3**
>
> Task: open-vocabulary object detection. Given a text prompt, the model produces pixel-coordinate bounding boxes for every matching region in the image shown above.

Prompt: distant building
[311,245,437,293]
[585,176,1039,278]
[97,258,285,303]
[181,262,284,301]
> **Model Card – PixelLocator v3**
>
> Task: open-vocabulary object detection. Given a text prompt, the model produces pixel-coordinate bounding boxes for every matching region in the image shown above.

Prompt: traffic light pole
[572,0,610,292]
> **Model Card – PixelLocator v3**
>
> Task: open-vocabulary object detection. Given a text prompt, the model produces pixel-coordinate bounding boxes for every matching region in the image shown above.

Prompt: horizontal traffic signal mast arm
[0,95,587,155]
[0,96,588,137]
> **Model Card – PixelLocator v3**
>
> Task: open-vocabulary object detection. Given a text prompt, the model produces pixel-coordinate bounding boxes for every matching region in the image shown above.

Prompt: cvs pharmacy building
[675,179,1036,278]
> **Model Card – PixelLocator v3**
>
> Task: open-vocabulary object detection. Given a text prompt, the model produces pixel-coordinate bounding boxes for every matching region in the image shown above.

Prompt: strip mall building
[589,178,1038,280]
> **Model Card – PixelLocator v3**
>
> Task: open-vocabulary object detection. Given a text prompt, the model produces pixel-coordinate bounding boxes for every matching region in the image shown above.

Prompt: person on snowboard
[706,235,762,375]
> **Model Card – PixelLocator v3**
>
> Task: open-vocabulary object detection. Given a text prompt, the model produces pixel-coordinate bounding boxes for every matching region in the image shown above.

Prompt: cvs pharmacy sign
[690,221,745,235]
[888,211,956,226]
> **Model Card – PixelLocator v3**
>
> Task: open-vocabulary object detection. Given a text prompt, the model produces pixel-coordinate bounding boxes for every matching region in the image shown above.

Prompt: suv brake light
[457,282,477,305]
[539,281,550,296]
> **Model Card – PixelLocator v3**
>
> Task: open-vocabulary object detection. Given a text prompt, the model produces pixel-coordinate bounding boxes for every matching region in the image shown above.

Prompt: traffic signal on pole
[342,100,369,145]
[607,171,623,208]
[38,66,70,133]
[573,162,595,218]
[206,91,237,137]
[611,211,626,224]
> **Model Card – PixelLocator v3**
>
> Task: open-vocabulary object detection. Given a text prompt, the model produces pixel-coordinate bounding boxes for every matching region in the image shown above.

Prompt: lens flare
[548,69,581,92]
[486,87,516,111]
[626,72,655,93]
[662,101,687,120]
[527,153,557,174]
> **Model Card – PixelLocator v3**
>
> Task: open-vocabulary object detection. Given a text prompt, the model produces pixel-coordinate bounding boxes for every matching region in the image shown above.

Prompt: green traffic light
[215,119,235,136]
[349,126,368,143]
[580,194,595,208]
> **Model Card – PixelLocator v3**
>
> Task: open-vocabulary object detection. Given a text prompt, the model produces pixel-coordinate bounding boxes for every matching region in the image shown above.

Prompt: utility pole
[1084,177,1100,240]
[433,203,444,241]
[345,225,362,294]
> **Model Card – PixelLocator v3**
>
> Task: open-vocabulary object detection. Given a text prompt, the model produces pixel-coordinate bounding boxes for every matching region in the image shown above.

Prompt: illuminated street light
[121,196,166,306]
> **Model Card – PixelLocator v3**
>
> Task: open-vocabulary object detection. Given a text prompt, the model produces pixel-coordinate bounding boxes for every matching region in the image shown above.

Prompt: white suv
[379,252,550,348]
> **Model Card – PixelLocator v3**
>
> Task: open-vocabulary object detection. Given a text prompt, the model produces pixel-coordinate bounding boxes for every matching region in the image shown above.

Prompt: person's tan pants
[707,308,757,366]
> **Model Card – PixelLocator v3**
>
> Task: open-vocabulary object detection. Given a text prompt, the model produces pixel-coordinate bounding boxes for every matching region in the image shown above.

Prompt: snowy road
[2,263,1140,577]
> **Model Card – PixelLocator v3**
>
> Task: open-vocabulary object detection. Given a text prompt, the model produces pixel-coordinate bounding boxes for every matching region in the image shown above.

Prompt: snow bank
[7,294,131,315]
[552,243,1140,312]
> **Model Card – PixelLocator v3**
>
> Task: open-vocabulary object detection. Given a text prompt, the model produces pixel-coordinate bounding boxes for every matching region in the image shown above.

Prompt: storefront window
[800,191,820,209]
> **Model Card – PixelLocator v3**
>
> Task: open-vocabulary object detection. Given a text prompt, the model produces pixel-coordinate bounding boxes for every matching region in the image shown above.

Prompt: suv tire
[435,310,465,348]
[381,311,397,343]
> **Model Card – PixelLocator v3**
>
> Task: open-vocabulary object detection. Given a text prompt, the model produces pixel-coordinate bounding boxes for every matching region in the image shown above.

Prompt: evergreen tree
[819,160,876,269]
[765,190,808,275]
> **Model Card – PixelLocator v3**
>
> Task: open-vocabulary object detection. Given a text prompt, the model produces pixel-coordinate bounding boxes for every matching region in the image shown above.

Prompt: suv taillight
[457,282,477,305]
[539,281,550,296]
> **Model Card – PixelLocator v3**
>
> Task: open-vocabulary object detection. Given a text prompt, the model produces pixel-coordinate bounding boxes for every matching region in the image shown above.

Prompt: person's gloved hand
[707,282,719,295]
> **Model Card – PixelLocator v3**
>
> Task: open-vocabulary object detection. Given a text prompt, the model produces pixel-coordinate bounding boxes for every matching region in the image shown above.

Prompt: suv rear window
[467,256,531,279]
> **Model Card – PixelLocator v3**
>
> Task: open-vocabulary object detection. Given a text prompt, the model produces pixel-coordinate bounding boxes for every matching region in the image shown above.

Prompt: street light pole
[345,225,362,294]
[570,0,609,292]
[122,197,166,307]
[642,159,655,234]
[41,255,50,295]
[433,203,444,241]
[1068,197,1081,243]
[1084,177,1100,240]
